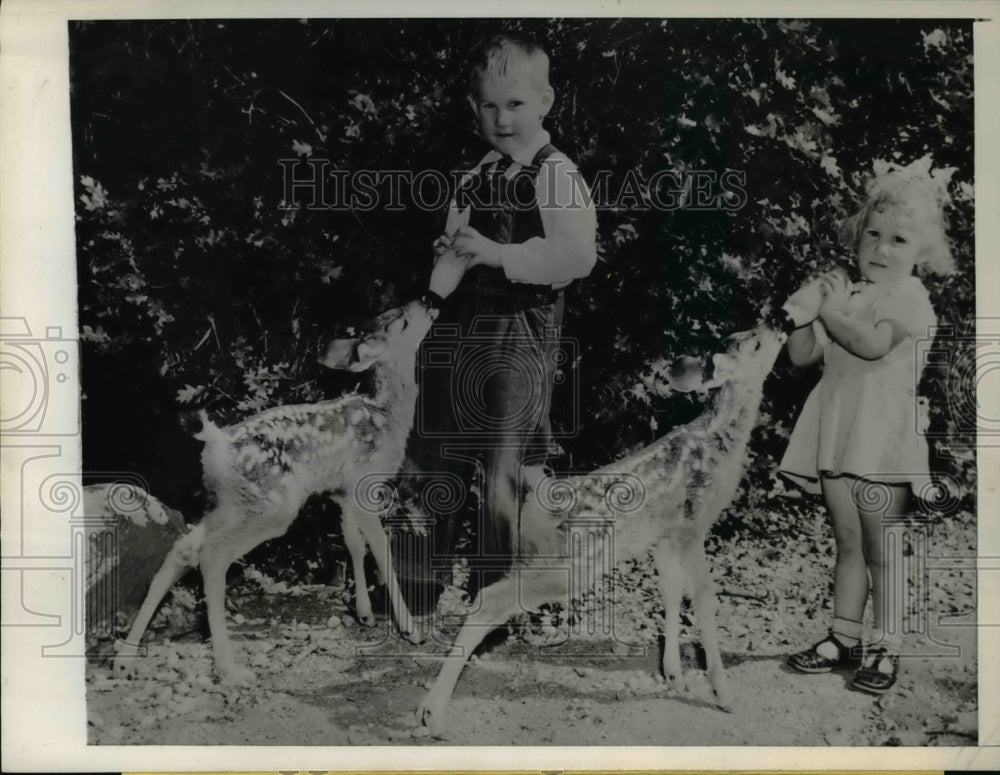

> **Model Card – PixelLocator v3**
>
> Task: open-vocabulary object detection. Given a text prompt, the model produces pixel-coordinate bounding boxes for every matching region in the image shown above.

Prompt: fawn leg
[417,562,568,735]
[199,536,251,684]
[688,542,733,710]
[341,511,376,627]
[113,528,201,675]
[199,512,293,683]
[353,508,423,644]
[417,573,520,735]
[652,541,688,693]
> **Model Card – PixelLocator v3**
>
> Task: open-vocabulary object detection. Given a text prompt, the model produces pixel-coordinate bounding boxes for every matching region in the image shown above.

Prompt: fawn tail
[193,410,233,493]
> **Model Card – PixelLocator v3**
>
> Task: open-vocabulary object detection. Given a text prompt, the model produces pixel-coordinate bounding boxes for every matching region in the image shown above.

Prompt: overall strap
[527,143,557,170]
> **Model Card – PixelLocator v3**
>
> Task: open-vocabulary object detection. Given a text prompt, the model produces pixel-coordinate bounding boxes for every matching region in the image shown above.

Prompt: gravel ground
[86,509,978,747]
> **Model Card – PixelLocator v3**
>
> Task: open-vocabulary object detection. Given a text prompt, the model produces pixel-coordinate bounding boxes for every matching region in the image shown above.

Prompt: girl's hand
[818,270,851,315]
[451,225,502,268]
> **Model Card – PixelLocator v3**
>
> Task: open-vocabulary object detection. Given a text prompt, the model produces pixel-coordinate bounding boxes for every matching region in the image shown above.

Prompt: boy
[425,33,597,564]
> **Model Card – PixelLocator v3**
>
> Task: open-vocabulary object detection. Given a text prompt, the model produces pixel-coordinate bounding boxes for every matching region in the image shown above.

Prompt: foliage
[72,18,975,551]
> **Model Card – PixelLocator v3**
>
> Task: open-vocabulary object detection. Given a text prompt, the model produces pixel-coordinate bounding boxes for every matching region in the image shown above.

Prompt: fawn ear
[347,339,385,372]
[699,353,736,390]
[317,338,359,370]
[666,355,708,393]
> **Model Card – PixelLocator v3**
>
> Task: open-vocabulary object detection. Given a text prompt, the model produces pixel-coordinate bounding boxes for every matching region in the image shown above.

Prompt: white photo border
[1,0,997,770]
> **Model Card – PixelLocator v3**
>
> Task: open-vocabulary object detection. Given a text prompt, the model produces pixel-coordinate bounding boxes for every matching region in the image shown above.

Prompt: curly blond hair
[838,167,956,277]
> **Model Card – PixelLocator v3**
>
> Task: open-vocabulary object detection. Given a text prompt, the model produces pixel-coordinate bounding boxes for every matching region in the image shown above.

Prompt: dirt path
[86,511,978,747]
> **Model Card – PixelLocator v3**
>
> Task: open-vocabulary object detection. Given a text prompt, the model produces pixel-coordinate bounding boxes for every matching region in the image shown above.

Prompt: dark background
[70,18,976,572]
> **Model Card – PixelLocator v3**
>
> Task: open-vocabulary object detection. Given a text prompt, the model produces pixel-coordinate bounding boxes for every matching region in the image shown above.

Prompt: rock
[84,484,191,636]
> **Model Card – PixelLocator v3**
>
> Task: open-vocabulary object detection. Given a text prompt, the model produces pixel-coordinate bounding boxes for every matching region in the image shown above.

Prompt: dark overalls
[427,144,566,567]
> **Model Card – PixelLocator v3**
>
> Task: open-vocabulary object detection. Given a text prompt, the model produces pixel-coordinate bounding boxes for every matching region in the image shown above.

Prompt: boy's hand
[433,233,455,260]
[452,225,502,268]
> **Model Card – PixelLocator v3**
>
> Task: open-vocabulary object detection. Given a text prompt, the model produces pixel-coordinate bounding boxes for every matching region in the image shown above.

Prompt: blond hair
[468,33,550,95]
[839,166,955,277]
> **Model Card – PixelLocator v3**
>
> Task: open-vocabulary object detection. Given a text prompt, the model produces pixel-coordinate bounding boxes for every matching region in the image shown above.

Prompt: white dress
[779,276,937,496]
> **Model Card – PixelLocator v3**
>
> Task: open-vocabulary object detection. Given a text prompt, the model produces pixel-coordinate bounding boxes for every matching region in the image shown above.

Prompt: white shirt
[444,130,598,289]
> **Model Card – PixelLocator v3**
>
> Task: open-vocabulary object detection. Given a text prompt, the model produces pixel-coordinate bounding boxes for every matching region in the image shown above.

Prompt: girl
[780,164,955,694]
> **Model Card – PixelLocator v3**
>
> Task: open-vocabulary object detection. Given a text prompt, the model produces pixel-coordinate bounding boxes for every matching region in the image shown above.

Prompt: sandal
[787,633,862,674]
[850,646,900,694]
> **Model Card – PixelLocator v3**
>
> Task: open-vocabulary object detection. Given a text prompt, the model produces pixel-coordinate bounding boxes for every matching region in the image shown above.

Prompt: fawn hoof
[713,687,734,712]
[664,672,687,695]
[111,656,139,679]
[401,626,425,646]
[111,642,141,678]
[358,613,377,628]
[218,663,255,685]
[415,699,444,736]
